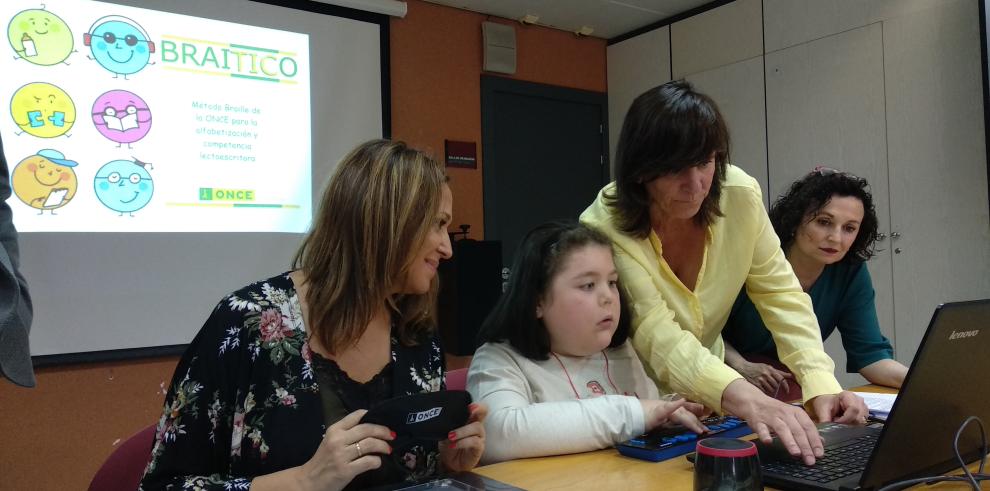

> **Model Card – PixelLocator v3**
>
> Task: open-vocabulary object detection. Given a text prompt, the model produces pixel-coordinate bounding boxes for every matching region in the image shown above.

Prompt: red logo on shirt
[587,380,605,396]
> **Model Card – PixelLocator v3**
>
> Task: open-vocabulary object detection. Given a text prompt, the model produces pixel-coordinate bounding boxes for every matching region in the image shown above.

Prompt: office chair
[88,423,156,491]
[446,368,468,391]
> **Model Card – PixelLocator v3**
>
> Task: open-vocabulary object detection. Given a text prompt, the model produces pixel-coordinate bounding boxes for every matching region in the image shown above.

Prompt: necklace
[550,350,620,399]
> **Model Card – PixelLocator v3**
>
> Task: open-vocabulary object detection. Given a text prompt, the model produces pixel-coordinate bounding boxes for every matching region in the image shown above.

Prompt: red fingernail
[469,403,479,412]
[448,431,456,441]
[388,445,393,454]
[449,440,457,448]
[390,431,397,439]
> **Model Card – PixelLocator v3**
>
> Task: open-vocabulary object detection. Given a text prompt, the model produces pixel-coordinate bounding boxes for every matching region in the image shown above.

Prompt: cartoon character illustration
[10,82,76,138]
[84,15,155,79]
[7,7,75,66]
[11,149,78,214]
[94,158,154,216]
[91,90,152,148]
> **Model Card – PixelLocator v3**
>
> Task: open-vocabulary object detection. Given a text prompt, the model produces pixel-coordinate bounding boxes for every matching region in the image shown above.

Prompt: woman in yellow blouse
[581,81,867,465]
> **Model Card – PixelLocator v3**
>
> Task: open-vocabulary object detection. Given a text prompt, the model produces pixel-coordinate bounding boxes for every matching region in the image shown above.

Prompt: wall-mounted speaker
[482,21,516,74]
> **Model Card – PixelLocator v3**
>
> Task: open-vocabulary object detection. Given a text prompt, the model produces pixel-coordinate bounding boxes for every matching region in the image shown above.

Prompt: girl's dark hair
[605,80,730,237]
[770,169,879,263]
[477,221,631,360]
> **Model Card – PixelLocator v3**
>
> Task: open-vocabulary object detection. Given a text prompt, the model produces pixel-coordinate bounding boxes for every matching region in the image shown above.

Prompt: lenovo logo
[406,407,443,424]
[949,329,980,340]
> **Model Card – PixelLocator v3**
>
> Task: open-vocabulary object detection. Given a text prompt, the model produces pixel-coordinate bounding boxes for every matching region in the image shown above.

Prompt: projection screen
[1,0,387,359]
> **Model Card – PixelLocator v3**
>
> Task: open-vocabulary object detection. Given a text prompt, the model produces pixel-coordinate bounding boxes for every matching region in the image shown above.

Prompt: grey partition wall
[606,0,990,386]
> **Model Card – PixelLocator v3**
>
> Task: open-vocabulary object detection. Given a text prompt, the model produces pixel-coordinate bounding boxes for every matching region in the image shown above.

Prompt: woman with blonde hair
[141,139,486,491]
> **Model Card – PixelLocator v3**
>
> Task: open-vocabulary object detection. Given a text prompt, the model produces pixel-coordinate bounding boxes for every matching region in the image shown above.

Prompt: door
[685,56,769,207]
[882,0,990,363]
[481,76,609,266]
[765,24,892,387]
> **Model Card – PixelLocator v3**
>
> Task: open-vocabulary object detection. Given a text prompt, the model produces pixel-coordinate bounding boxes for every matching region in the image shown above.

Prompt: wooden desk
[473,385,979,490]
[475,446,696,490]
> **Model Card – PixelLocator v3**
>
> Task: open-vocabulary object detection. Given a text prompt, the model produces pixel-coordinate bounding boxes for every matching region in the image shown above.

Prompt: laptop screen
[861,299,990,488]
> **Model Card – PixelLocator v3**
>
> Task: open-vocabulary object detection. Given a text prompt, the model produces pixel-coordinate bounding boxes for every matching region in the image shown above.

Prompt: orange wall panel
[0,357,180,490]
[391,0,606,238]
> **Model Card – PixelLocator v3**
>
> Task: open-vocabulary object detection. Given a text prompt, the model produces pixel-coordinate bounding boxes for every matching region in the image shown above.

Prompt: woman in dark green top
[722,168,909,395]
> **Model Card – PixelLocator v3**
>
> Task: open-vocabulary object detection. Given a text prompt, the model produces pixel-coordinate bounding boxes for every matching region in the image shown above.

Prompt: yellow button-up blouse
[581,165,842,412]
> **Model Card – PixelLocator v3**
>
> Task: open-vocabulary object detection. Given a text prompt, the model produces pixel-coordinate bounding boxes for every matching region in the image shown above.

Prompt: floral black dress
[139,272,446,490]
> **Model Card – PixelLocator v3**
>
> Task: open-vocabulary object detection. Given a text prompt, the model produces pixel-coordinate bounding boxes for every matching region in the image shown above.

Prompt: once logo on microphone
[406,407,443,424]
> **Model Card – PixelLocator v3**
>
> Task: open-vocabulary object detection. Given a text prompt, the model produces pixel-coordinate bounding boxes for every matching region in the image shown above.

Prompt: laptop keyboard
[763,433,878,483]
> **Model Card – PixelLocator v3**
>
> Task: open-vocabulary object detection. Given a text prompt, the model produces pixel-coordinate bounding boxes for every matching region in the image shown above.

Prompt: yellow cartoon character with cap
[11,149,79,214]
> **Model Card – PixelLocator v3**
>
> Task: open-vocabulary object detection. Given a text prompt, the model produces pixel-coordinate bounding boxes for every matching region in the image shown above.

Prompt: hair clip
[812,165,839,176]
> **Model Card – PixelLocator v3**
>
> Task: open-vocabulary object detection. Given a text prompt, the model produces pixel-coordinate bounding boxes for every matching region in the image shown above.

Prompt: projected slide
[2,0,311,232]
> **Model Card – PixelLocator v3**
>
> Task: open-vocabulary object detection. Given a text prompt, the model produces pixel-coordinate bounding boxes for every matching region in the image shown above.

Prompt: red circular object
[696,438,757,458]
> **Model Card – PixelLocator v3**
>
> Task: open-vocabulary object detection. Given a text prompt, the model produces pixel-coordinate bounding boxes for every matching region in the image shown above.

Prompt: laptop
[757,299,990,491]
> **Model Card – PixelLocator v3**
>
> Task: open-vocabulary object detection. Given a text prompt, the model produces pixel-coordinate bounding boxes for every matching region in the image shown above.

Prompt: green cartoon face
[7,9,74,66]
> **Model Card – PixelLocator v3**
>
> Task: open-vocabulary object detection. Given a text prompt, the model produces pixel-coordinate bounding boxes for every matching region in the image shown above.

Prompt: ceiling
[421,0,715,40]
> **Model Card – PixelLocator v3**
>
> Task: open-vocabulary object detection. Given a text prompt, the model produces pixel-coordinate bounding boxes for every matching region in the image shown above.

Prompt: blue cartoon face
[88,18,152,76]
[94,159,153,215]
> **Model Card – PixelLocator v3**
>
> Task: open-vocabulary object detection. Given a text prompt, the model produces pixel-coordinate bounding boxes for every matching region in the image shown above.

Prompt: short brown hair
[293,139,446,352]
[606,80,730,237]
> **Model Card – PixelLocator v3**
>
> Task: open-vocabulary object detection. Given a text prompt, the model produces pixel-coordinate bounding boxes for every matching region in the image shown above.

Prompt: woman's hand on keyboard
[722,379,824,466]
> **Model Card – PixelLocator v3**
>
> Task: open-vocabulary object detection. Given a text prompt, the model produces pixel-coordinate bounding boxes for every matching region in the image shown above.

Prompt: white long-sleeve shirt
[467,341,660,464]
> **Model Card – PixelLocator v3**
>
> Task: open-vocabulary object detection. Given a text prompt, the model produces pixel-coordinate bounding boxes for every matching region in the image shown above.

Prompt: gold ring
[355,442,363,459]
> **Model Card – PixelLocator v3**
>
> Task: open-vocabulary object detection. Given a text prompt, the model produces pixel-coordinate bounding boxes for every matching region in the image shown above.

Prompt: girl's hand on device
[640,397,707,433]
